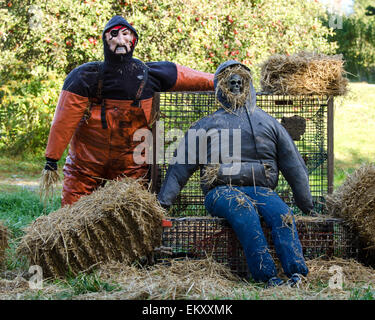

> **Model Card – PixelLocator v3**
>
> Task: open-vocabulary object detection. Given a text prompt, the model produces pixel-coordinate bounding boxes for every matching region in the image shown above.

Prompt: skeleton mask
[227,74,243,95]
[105,25,136,55]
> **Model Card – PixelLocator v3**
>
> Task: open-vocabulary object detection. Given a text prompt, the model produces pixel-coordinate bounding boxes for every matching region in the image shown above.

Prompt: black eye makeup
[110,29,120,38]
[109,28,129,39]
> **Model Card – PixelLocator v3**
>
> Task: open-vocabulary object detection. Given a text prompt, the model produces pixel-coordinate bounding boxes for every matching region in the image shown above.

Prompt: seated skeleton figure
[157,60,314,287]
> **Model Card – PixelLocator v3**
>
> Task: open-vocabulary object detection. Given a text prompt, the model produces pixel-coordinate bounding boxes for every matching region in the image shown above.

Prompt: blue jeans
[204,186,308,282]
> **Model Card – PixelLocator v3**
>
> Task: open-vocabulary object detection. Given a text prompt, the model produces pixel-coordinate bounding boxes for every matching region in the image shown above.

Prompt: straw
[216,64,253,111]
[260,51,349,96]
[39,169,61,204]
[326,163,375,248]
[0,222,9,267]
[17,177,165,278]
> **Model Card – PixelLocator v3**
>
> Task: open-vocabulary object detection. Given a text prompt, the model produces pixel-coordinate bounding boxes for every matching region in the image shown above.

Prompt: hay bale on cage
[0,222,9,266]
[260,51,348,96]
[17,178,165,278]
[326,164,375,248]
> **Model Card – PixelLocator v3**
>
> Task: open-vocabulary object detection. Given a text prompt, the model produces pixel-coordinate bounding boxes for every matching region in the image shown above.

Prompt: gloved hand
[157,199,170,211]
[161,203,170,211]
[44,157,58,171]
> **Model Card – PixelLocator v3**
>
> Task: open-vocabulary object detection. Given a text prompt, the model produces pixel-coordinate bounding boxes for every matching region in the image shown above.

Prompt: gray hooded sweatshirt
[157,60,314,214]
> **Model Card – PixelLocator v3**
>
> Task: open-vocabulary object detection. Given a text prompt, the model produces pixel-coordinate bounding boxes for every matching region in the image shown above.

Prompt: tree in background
[1,0,336,78]
[330,0,375,81]
[0,0,336,156]
[365,5,375,16]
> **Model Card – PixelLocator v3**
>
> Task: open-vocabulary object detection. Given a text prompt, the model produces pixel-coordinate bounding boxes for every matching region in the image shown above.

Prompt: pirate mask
[105,25,136,55]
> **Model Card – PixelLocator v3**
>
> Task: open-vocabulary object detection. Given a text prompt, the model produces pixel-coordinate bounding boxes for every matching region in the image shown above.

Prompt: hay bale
[260,51,348,96]
[326,164,375,248]
[17,178,165,278]
[0,222,9,266]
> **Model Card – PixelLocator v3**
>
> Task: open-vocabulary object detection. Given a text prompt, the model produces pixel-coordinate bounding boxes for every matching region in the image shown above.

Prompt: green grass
[0,81,374,300]
[0,149,68,181]
[17,272,121,300]
[0,187,60,237]
[0,187,60,270]
[50,272,121,300]
[349,286,375,300]
[0,155,44,180]
[333,82,375,188]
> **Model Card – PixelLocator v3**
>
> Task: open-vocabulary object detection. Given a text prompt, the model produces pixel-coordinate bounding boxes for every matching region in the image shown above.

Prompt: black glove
[160,203,170,211]
[44,157,58,171]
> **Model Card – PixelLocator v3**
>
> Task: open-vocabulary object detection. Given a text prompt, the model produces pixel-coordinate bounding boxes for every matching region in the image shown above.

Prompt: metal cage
[151,91,360,277]
[160,217,359,278]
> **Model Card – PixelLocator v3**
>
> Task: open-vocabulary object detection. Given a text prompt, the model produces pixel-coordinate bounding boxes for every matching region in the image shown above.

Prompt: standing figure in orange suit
[43,15,214,206]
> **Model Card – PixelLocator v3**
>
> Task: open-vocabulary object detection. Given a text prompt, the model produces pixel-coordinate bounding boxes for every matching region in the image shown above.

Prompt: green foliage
[0,70,63,154]
[329,0,375,82]
[0,0,336,156]
[1,0,336,77]
[0,0,113,75]
[124,0,336,80]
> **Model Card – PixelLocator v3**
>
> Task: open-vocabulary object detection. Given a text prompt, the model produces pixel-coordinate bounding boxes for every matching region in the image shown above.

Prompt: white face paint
[105,26,136,55]
[227,74,243,95]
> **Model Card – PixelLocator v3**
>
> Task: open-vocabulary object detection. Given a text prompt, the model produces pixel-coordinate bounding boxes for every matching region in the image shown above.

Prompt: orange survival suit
[44,15,214,206]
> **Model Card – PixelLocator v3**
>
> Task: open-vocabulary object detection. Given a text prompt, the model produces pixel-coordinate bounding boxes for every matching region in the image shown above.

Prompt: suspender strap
[132,63,149,107]
[95,62,148,129]
[100,100,107,129]
[96,62,108,129]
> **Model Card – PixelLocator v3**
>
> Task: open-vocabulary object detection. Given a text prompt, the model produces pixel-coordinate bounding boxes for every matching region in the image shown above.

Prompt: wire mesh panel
[257,94,331,215]
[153,91,333,216]
[160,217,359,278]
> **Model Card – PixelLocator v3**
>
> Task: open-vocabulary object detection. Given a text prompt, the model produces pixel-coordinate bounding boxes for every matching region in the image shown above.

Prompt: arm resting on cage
[169,64,214,92]
[146,62,214,92]
[276,124,314,214]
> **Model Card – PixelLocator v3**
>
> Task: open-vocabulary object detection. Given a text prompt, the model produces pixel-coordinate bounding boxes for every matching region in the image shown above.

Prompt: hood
[102,15,139,64]
[214,60,256,112]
